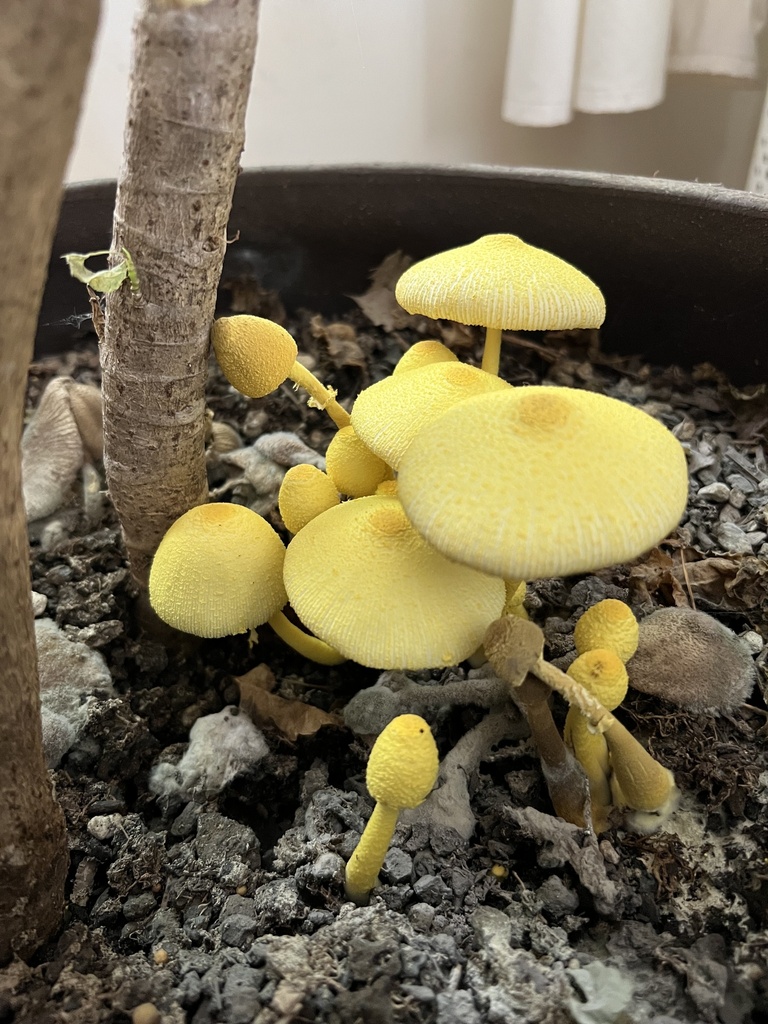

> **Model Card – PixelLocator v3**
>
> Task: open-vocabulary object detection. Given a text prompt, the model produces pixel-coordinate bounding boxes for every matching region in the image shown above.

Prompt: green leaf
[62,248,139,294]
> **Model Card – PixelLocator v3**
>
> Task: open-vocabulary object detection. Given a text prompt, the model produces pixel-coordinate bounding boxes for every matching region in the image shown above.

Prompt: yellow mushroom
[484,616,677,831]
[395,234,605,375]
[278,464,340,534]
[149,502,345,665]
[211,315,351,429]
[283,494,505,669]
[574,599,639,663]
[392,339,458,375]
[564,649,629,832]
[325,424,391,497]
[149,503,287,637]
[351,359,509,470]
[398,386,688,580]
[345,714,439,903]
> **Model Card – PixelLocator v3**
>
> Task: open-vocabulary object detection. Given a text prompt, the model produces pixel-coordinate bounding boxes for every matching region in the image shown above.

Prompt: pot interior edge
[39,167,768,383]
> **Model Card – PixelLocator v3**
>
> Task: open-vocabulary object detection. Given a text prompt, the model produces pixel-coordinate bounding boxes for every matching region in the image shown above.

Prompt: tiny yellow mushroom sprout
[345,714,439,904]
[211,315,351,429]
[398,386,688,581]
[394,233,605,375]
[149,502,345,665]
[283,493,505,669]
[574,599,639,663]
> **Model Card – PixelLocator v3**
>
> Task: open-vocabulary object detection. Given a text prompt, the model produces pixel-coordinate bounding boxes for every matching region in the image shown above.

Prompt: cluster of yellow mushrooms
[148,233,690,901]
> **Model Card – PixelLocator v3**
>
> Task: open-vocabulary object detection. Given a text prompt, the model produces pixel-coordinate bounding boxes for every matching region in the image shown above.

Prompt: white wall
[67,0,767,189]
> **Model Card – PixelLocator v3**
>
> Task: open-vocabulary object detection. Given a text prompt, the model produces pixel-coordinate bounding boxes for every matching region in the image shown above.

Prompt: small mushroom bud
[345,714,439,904]
[574,599,639,663]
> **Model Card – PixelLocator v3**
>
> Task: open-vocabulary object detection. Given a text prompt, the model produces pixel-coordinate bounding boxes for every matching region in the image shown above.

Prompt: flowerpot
[19,166,767,1024]
[40,165,768,385]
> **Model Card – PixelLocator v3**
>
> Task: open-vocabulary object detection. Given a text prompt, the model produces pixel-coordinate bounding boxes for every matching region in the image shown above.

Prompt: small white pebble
[30,591,48,617]
[741,631,764,655]
[87,813,124,841]
[698,482,730,503]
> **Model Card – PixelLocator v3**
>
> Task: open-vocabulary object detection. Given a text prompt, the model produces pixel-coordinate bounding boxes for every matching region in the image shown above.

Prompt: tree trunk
[103,0,261,587]
[0,0,99,964]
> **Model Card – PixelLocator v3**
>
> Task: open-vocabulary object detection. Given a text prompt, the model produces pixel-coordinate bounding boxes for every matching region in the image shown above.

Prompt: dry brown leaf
[348,251,419,332]
[309,315,366,369]
[237,663,342,742]
[628,548,689,608]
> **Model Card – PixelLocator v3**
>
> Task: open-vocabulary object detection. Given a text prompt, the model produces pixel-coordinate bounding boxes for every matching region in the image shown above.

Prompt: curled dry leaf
[348,251,421,332]
[309,316,367,370]
[236,663,342,743]
[22,377,103,521]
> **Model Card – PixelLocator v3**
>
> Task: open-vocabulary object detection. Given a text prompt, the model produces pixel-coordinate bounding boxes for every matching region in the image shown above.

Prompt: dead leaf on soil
[631,545,768,617]
[348,251,420,332]
[309,315,367,369]
[22,376,103,521]
[237,663,342,743]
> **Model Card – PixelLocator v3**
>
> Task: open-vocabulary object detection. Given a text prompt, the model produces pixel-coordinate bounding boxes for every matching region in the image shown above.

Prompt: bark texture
[103,0,261,586]
[0,0,100,964]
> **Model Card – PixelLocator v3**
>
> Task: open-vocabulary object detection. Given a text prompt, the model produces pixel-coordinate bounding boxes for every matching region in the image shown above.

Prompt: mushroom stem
[267,609,347,665]
[345,801,399,904]
[532,659,616,733]
[288,361,351,429]
[602,719,678,813]
[513,676,590,828]
[480,326,503,375]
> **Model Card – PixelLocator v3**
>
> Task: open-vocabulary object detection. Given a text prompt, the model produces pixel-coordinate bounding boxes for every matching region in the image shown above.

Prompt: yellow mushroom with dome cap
[149,502,345,665]
[211,315,351,429]
[282,493,505,670]
[345,713,439,903]
[395,234,605,375]
[397,385,688,581]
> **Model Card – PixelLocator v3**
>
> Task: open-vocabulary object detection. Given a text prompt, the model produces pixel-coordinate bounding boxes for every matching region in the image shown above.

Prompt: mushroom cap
[395,234,606,330]
[366,714,439,809]
[149,503,287,637]
[351,360,509,470]
[393,340,459,375]
[325,425,390,497]
[211,315,297,398]
[278,464,340,534]
[398,386,689,579]
[283,494,505,669]
[567,649,629,710]
[574,599,639,663]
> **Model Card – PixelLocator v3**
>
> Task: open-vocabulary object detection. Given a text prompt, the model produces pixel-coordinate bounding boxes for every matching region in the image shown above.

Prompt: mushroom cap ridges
[567,649,629,710]
[283,494,505,669]
[211,315,297,398]
[398,386,689,579]
[149,502,287,637]
[366,714,439,809]
[278,464,339,534]
[394,234,605,330]
[574,599,639,663]
[351,360,509,470]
